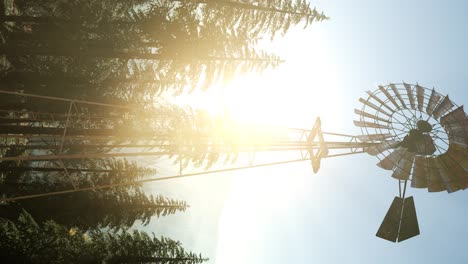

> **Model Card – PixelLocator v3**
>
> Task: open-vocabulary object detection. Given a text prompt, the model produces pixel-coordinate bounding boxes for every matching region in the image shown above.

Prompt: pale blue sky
[143,1,468,263]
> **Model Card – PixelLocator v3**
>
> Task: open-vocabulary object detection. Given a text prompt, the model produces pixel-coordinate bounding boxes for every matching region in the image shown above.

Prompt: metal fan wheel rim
[355,83,467,193]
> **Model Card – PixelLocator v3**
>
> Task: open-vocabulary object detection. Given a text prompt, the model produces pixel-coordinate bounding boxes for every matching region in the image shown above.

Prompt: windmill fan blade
[366,140,399,156]
[354,109,390,123]
[442,144,468,171]
[403,82,416,109]
[357,133,393,142]
[359,98,393,117]
[440,106,467,137]
[433,95,455,119]
[441,160,468,179]
[377,147,407,170]
[366,91,395,113]
[426,88,442,116]
[450,135,467,148]
[434,157,466,193]
[440,106,466,124]
[426,158,446,192]
[411,156,428,188]
[379,85,400,110]
[439,145,468,183]
[444,123,466,137]
[354,120,390,129]
[444,143,467,160]
[416,84,425,111]
[389,83,407,109]
[392,151,415,180]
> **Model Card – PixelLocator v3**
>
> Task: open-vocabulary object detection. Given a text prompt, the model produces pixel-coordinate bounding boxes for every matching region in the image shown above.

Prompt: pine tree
[0,190,188,230]
[0,211,208,264]
[1,0,283,96]
[0,156,189,230]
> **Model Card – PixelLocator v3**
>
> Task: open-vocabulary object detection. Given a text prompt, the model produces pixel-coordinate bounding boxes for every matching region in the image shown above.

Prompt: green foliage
[0,156,188,230]
[0,211,207,264]
[1,0,286,97]
[195,0,328,39]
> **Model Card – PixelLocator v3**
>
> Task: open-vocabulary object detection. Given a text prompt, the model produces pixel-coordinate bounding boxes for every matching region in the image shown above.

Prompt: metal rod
[399,180,402,198]
[321,132,357,138]
[323,150,366,158]
[402,180,408,199]
[0,158,309,203]
[0,151,169,161]
[0,89,133,109]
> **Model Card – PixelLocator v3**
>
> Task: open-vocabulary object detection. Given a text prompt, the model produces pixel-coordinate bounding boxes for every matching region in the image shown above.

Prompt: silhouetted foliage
[0,156,189,230]
[0,0,297,97]
[0,211,207,264]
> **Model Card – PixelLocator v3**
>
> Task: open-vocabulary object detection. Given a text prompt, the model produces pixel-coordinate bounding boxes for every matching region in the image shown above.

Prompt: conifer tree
[1,0,285,96]
[0,211,207,264]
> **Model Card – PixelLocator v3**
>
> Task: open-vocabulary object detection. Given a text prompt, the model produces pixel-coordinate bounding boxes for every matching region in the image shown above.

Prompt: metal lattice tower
[0,82,466,243]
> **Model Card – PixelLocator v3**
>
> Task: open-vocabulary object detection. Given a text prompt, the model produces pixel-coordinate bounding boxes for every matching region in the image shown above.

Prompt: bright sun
[181,26,340,128]
[168,26,347,264]
[173,27,342,130]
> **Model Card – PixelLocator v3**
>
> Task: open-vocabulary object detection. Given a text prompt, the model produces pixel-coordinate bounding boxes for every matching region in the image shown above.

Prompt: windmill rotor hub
[416,120,432,132]
[387,101,449,156]
[400,128,436,155]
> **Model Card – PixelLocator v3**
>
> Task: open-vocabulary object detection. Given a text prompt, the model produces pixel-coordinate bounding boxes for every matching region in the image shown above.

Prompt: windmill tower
[0,82,466,242]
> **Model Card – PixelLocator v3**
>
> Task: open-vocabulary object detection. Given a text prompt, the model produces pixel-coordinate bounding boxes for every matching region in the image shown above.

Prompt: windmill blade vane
[426,88,442,116]
[444,123,466,137]
[440,106,466,123]
[366,90,395,113]
[366,140,399,155]
[411,156,428,188]
[416,84,425,111]
[426,158,446,192]
[434,157,468,193]
[379,85,401,110]
[403,82,416,109]
[440,106,467,137]
[354,120,390,129]
[433,96,455,119]
[359,98,393,117]
[354,109,391,123]
[357,133,393,142]
[392,151,414,180]
[449,135,467,148]
[377,147,407,170]
[389,83,407,109]
[438,155,468,177]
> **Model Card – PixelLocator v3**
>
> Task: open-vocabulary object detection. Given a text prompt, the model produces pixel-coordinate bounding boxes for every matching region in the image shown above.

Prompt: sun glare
[211,26,346,263]
[173,27,341,131]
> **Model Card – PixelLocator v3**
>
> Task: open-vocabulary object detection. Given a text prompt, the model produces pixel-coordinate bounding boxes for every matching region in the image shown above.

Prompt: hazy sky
[143,1,468,263]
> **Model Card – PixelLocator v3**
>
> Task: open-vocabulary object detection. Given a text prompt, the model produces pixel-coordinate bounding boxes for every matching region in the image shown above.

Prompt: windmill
[355,83,467,242]
[0,83,466,242]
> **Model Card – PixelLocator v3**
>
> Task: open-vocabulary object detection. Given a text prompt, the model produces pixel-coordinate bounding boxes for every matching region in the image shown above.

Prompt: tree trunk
[0,125,161,137]
[0,45,276,62]
[0,15,66,23]
[1,166,160,173]
[179,0,316,16]
[109,256,201,263]
[0,144,170,150]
